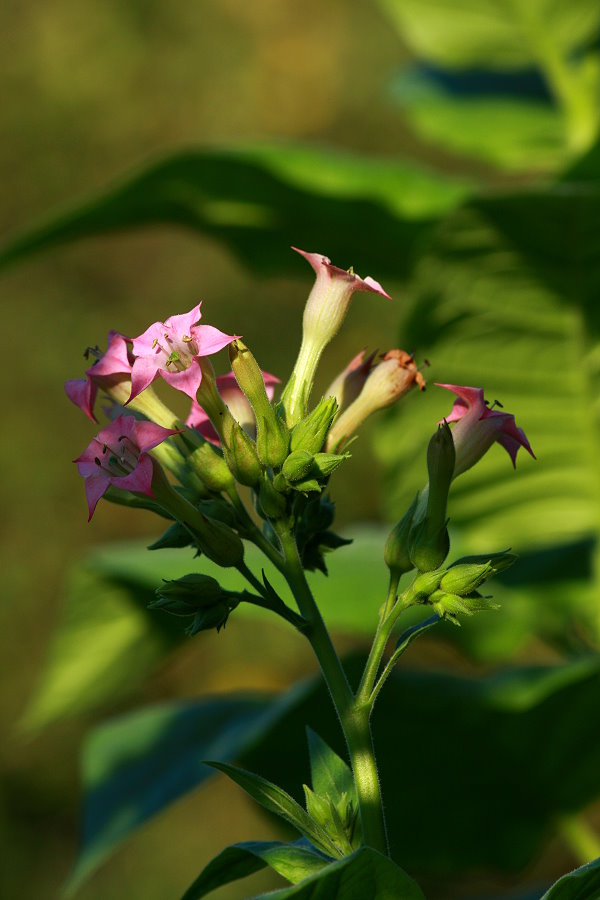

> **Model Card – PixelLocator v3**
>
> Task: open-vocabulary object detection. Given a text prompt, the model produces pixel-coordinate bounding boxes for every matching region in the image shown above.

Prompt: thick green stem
[275,523,388,855]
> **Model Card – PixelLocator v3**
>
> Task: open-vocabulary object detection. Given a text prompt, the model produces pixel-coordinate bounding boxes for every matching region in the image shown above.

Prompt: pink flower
[282,249,391,425]
[65,331,133,422]
[130,303,237,402]
[74,415,180,520]
[436,383,535,477]
[186,370,280,444]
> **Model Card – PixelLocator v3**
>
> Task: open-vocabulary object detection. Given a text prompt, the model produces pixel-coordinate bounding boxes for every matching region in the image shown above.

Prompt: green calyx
[229,340,289,468]
[222,418,263,487]
[409,515,450,572]
[384,494,418,578]
[290,396,338,455]
[440,562,494,596]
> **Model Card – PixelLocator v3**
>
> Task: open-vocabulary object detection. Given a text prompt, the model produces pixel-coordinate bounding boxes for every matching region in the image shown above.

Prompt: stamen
[94,457,102,466]
[490,399,504,411]
[84,345,102,362]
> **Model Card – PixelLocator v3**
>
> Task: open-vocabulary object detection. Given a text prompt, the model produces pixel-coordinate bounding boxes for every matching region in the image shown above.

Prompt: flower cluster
[67,246,534,634]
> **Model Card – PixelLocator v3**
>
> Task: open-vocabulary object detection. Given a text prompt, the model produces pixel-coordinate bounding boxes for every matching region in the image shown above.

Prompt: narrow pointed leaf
[205,761,340,858]
[306,728,355,804]
[181,840,329,900]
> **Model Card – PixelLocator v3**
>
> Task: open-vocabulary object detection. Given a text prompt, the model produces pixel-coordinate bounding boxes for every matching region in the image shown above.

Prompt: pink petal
[129,357,161,401]
[164,303,203,337]
[90,332,132,378]
[84,474,110,520]
[186,398,210,429]
[97,415,137,446]
[131,321,169,357]
[65,378,98,422]
[133,420,181,453]
[115,453,155,496]
[291,247,391,299]
[192,324,239,356]
[161,363,203,400]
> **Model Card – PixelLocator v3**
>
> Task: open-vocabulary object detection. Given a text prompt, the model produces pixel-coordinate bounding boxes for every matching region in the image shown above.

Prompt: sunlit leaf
[250,847,424,899]
[377,0,600,69]
[181,840,329,900]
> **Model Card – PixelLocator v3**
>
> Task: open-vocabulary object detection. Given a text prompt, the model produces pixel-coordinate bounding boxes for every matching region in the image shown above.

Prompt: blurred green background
[2,0,600,897]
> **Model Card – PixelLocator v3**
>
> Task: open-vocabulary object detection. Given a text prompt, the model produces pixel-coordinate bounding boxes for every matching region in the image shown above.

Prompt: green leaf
[205,761,340,859]
[542,856,600,898]
[306,728,355,806]
[23,529,391,731]
[250,847,424,899]
[391,73,565,171]
[181,840,329,900]
[0,143,471,277]
[377,0,600,69]
[66,686,314,895]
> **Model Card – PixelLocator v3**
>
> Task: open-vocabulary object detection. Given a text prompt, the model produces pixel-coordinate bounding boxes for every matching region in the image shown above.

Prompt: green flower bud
[440,562,494,596]
[430,589,500,624]
[186,600,233,635]
[222,419,263,487]
[409,515,450,572]
[282,449,315,483]
[272,472,291,493]
[312,452,349,478]
[258,476,287,519]
[425,421,455,528]
[150,573,224,616]
[229,340,289,468]
[148,521,195,551]
[449,550,517,574]
[196,514,245,568]
[412,569,445,599]
[187,441,235,493]
[290,397,338,454]
[384,494,418,578]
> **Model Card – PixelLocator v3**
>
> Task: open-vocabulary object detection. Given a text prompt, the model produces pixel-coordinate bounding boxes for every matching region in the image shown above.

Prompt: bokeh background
[2,1,599,898]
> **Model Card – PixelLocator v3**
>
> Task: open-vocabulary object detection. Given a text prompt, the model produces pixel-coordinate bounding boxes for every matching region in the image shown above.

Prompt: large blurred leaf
[390,68,565,171]
[72,656,600,890]
[377,0,600,69]
[22,530,389,732]
[66,685,312,895]
[250,847,424,900]
[0,144,470,277]
[542,856,600,898]
[376,180,600,625]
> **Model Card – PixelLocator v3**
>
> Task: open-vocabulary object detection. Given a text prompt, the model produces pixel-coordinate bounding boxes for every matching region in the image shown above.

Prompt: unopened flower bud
[440,562,494,596]
[325,350,377,416]
[148,521,196,551]
[258,476,287,519]
[290,397,338,455]
[229,340,289,467]
[425,421,455,528]
[325,350,425,450]
[412,569,445,599]
[409,516,450,573]
[449,550,517,574]
[312,452,349,478]
[150,573,224,616]
[282,449,315,483]
[430,589,499,623]
[384,495,418,578]
[187,440,235,493]
[222,419,263,487]
[187,600,233,634]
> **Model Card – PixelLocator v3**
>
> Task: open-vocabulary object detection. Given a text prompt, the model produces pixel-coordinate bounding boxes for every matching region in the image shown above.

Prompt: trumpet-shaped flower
[130,303,237,402]
[65,331,133,422]
[74,415,180,519]
[281,248,391,424]
[436,383,535,477]
[187,370,279,444]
